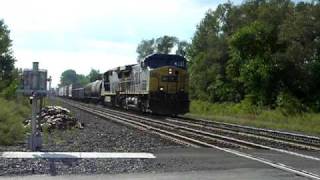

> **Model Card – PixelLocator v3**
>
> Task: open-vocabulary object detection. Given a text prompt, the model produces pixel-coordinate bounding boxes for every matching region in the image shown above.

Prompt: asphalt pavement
[1,147,315,180]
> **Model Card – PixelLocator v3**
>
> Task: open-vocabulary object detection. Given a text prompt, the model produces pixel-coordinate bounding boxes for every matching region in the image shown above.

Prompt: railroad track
[64,98,320,152]
[59,98,320,179]
[69,100,320,159]
[177,115,320,149]
[61,98,320,151]
[166,117,320,151]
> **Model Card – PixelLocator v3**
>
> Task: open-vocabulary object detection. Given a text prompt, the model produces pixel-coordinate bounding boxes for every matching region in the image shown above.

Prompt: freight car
[71,87,84,100]
[58,81,102,102]
[83,80,102,102]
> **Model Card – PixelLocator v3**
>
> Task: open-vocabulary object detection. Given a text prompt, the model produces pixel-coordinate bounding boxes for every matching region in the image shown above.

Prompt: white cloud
[87,40,136,53]
[1,0,214,33]
[0,0,219,87]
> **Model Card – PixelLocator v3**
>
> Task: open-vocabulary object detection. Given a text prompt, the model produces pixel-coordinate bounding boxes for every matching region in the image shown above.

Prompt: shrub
[276,92,304,116]
[0,97,30,145]
[190,99,260,118]
[0,80,18,100]
[235,95,262,115]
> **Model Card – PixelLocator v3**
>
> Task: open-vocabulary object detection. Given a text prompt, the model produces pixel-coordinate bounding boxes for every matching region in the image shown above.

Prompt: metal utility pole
[18,62,47,151]
[48,76,52,102]
[30,62,42,151]
[30,92,39,150]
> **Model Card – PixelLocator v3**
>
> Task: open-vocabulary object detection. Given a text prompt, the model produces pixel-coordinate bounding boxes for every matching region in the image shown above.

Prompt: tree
[136,39,155,61]
[188,0,320,112]
[0,20,26,145]
[77,74,89,86]
[155,35,178,54]
[60,69,78,86]
[188,4,234,102]
[0,20,15,92]
[87,69,101,82]
[277,1,320,111]
[60,69,91,86]
[136,36,188,61]
[228,21,277,105]
[176,41,190,57]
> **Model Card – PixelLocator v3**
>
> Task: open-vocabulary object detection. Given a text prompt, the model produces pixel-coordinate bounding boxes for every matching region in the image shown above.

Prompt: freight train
[57,54,189,115]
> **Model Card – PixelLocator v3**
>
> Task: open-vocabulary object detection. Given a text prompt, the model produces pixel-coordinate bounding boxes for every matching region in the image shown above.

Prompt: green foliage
[0,19,16,92]
[60,69,90,86]
[60,69,78,86]
[276,91,305,116]
[136,39,155,60]
[0,97,30,145]
[136,35,189,61]
[87,69,101,82]
[0,79,18,99]
[188,0,320,112]
[190,99,261,119]
[228,21,276,105]
[155,35,178,54]
[77,74,89,86]
[0,68,20,100]
[176,41,190,56]
[0,20,31,145]
[236,95,263,115]
[189,100,320,135]
[188,4,233,102]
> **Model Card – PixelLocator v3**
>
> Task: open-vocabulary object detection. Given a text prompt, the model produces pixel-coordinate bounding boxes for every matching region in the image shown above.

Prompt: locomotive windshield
[144,54,187,69]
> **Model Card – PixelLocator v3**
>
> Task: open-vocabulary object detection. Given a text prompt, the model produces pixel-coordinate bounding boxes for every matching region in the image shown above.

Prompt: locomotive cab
[143,54,189,115]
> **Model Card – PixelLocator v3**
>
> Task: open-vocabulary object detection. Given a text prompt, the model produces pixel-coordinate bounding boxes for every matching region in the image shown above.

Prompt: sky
[0,0,242,87]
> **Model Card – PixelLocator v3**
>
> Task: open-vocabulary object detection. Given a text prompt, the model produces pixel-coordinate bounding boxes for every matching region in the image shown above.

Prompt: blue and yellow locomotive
[101,54,189,115]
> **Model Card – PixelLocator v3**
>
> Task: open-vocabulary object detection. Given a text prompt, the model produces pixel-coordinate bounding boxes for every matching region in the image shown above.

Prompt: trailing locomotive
[58,53,189,115]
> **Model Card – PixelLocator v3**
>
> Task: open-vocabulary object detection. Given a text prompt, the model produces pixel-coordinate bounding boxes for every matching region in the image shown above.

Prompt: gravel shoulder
[0,100,183,176]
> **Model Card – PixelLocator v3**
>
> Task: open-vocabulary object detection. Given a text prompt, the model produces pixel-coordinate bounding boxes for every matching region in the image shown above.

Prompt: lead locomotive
[58,54,189,115]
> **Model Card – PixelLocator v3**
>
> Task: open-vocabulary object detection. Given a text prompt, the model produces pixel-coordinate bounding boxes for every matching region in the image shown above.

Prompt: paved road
[1,147,316,179]
[0,170,305,180]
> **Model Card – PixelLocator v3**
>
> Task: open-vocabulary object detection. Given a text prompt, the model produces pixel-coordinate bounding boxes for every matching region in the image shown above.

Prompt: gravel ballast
[0,100,183,176]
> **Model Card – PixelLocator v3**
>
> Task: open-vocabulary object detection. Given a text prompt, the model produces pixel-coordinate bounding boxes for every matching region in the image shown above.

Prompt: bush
[190,100,258,119]
[276,92,305,116]
[235,95,262,115]
[0,97,30,145]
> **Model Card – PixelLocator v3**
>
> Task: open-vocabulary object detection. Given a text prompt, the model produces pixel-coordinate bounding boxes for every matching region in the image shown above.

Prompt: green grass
[0,97,31,145]
[187,100,320,136]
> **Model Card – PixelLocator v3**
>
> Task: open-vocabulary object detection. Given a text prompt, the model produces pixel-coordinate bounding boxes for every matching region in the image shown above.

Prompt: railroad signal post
[18,62,48,151]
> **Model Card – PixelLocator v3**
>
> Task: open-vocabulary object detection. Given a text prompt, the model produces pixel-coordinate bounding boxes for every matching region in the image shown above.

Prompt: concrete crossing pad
[0,152,156,159]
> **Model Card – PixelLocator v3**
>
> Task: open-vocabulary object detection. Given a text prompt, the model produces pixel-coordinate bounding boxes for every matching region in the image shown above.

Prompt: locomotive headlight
[160,87,164,91]
[168,68,172,74]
